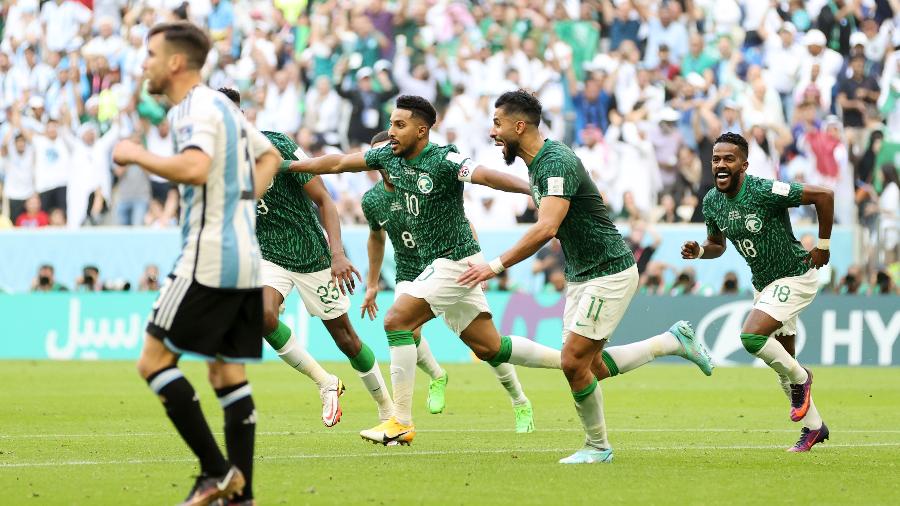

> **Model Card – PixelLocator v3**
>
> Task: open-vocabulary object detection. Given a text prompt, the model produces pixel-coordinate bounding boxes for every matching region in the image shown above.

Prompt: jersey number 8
[735,238,757,258]
[401,231,416,248]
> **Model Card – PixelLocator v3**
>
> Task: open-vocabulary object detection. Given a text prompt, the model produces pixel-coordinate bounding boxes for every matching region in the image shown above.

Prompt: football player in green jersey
[360,131,536,433]
[682,132,834,452]
[220,88,393,427]
[286,95,563,446]
[458,90,715,465]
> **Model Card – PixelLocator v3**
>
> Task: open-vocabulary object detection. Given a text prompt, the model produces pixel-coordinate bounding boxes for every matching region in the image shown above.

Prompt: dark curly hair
[218,87,241,106]
[395,95,436,127]
[714,132,749,160]
[495,89,542,126]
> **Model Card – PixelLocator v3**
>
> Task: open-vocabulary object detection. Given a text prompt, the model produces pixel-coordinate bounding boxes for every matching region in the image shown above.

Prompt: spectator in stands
[879,163,899,263]
[75,265,102,292]
[1,130,35,222]
[139,264,161,291]
[721,271,740,295]
[837,53,881,156]
[669,266,701,296]
[871,269,895,295]
[640,261,669,295]
[533,239,566,289]
[112,129,151,226]
[625,219,661,275]
[335,63,396,147]
[31,264,67,292]
[15,195,49,228]
[13,107,69,216]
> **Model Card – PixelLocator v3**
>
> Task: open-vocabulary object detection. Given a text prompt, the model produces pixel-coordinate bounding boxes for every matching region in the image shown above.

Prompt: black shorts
[39,186,67,213]
[150,181,176,205]
[146,275,264,361]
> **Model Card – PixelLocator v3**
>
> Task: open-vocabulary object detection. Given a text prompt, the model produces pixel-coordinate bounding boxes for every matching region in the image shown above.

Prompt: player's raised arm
[286,151,370,175]
[362,228,387,320]
[458,195,569,288]
[468,165,532,195]
[800,183,834,268]
[304,175,362,294]
[253,148,281,198]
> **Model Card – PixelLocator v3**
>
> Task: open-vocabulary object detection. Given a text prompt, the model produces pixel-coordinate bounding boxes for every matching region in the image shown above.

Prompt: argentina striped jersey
[169,85,273,289]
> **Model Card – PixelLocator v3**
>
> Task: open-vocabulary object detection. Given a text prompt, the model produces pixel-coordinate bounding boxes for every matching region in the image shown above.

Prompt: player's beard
[502,138,519,166]
[145,74,167,95]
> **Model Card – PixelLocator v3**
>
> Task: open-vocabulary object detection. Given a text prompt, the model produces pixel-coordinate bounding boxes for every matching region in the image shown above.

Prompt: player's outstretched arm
[287,151,370,175]
[458,196,569,287]
[362,229,387,320]
[253,148,281,199]
[681,231,726,260]
[801,183,834,268]
[113,142,212,185]
[305,176,361,294]
[470,165,532,195]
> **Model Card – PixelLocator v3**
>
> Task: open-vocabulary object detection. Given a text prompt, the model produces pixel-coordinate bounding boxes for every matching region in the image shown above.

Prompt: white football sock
[357,361,393,422]
[275,333,331,388]
[755,339,808,384]
[575,381,609,450]
[604,332,681,374]
[490,363,528,405]
[508,335,561,369]
[415,336,445,380]
[389,344,417,425]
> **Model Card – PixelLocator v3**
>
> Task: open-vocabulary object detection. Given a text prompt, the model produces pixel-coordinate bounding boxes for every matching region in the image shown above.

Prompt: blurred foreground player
[113,22,279,505]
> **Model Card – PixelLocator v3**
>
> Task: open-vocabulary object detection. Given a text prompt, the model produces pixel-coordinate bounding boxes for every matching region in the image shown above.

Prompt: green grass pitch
[1,361,899,505]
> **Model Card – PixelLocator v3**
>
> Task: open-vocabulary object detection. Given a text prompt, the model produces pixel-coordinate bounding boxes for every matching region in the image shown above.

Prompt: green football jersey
[528,139,634,282]
[256,131,331,273]
[364,142,480,265]
[702,175,809,291]
[360,181,425,283]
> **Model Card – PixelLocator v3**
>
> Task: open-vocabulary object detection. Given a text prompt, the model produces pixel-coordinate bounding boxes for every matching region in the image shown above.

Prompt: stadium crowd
[0,0,898,293]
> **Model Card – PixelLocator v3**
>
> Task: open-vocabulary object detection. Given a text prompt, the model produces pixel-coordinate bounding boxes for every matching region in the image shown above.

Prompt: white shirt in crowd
[2,140,36,201]
[32,133,70,193]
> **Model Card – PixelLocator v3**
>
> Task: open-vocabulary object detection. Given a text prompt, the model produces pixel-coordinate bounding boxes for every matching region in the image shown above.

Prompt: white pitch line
[3,428,900,439]
[2,443,900,469]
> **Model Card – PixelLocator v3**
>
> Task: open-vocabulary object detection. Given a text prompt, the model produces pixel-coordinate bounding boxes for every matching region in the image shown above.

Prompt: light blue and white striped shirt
[169,85,272,289]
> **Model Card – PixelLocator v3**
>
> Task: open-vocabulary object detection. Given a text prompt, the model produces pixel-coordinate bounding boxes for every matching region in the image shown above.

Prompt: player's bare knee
[333,330,361,357]
[561,350,587,383]
[262,308,279,335]
[136,355,157,380]
[472,342,497,362]
[383,311,406,332]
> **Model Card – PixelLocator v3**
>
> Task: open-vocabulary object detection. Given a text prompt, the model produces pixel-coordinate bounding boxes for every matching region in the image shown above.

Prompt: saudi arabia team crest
[417,173,434,194]
[744,214,763,233]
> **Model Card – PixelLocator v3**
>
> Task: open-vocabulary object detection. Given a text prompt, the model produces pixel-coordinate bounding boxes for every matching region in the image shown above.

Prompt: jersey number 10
[404,193,420,216]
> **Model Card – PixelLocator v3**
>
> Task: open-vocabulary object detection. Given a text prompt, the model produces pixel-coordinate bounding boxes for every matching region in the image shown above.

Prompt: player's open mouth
[716,170,730,182]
